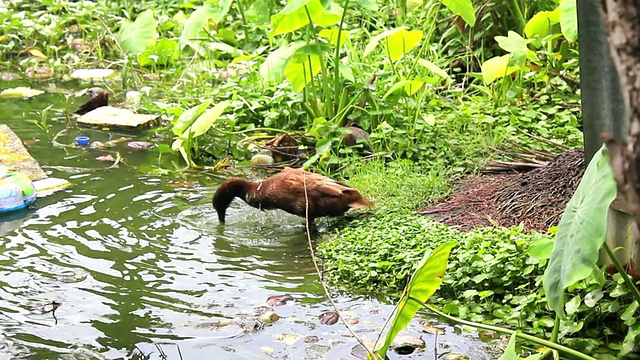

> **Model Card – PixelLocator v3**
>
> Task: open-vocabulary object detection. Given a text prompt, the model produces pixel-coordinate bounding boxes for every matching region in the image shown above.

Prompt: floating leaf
[117,9,158,53]
[0,87,45,99]
[95,155,115,162]
[422,321,445,335]
[275,333,300,345]
[127,141,155,150]
[70,69,115,80]
[266,294,295,306]
[319,311,340,325]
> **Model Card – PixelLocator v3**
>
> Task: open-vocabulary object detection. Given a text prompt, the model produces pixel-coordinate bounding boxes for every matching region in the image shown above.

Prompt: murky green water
[0,84,497,359]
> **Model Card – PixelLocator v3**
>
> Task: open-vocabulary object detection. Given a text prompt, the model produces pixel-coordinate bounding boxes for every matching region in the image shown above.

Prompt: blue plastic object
[76,136,90,146]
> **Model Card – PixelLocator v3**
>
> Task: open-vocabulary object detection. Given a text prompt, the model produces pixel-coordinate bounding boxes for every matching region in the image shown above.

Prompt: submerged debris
[420,149,585,232]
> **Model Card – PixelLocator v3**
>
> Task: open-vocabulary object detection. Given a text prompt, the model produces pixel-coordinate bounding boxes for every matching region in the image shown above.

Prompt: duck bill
[217,210,226,224]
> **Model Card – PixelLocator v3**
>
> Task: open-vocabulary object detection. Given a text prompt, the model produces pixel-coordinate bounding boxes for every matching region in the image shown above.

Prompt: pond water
[0,84,498,359]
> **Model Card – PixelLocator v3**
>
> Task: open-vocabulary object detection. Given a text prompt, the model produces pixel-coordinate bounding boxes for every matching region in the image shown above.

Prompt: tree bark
[598,0,640,276]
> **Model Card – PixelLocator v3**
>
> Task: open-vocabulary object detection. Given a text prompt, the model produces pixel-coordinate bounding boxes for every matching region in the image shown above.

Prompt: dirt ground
[419,149,586,232]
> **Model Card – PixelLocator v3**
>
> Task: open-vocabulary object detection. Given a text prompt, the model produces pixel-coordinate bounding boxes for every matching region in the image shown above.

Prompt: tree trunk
[597,0,640,277]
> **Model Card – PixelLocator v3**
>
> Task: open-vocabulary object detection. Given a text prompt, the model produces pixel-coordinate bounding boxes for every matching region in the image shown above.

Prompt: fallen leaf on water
[304,336,319,343]
[23,139,38,146]
[127,141,155,150]
[27,48,47,60]
[422,321,445,335]
[96,155,115,162]
[319,311,339,325]
[0,87,45,99]
[275,333,299,345]
[266,294,294,307]
[261,346,275,355]
[258,311,280,324]
[345,317,360,325]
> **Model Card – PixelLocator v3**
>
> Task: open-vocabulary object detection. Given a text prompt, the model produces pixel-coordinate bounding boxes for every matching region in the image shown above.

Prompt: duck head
[212,178,254,223]
[75,87,110,115]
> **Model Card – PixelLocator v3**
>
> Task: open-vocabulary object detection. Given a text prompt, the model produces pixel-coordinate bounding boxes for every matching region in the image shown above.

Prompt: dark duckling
[74,87,109,115]
[212,167,371,227]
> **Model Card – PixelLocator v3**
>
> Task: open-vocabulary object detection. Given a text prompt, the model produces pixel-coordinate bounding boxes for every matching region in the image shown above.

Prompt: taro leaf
[179,1,232,51]
[543,144,617,318]
[524,10,559,39]
[559,0,578,42]
[318,28,350,48]
[181,101,231,139]
[117,9,158,54]
[260,42,304,84]
[172,101,212,136]
[374,241,457,358]
[363,27,422,62]
[495,31,530,64]
[383,80,424,99]
[481,55,520,84]
[498,332,519,360]
[246,0,270,23]
[417,58,452,82]
[442,0,476,27]
[270,0,342,38]
[283,44,327,92]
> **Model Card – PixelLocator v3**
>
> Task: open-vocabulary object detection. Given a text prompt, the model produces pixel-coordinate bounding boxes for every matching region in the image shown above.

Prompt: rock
[250,154,274,166]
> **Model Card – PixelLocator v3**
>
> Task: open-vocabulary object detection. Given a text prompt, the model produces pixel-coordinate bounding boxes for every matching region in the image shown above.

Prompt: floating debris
[266,294,294,307]
[319,311,340,325]
[70,69,115,80]
[126,141,155,150]
[390,335,425,355]
[0,87,44,99]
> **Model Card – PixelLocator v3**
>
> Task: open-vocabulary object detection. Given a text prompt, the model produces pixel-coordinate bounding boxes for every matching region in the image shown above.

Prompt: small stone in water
[251,154,274,166]
[390,335,426,355]
[478,330,498,341]
[266,294,294,306]
[127,141,155,150]
[319,311,340,325]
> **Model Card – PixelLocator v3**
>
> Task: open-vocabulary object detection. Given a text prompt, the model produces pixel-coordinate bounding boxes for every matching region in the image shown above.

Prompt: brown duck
[212,167,371,227]
[74,87,109,115]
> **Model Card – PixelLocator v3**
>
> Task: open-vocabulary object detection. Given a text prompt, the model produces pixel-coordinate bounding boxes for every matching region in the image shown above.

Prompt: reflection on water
[0,90,495,359]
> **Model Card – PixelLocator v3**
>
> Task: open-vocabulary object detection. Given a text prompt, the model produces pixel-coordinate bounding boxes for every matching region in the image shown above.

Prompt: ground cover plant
[3,0,638,358]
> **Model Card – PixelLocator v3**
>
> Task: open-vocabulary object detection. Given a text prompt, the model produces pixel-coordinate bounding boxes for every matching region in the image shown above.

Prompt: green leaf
[383,79,424,99]
[374,241,457,357]
[364,27,423,62]
[481,55,519,84]
[319,28,350,48]
[172,101,212,136]
[565,295,581,315]
[246,0,271,23]
[524,10,559,39]
[527,237,555,260]
[495,31,530,63]
[338,62,355,82]
[543,144,617,318]
[584,289,603,307]
[345,0,377,11]
[621,323,640,356]
[442,0,475,27]
[270,0,342,37]
[498,332,519,360]
[284,44,326,92]
[260,42,304,84]
[181,101,231,139]
[137,39,179,67]
[117,9,158,54]
[559,0,578,42]
[417,58,451,82]
[315,138,333,155]
[621,301,639,322]
[179,3,231,51]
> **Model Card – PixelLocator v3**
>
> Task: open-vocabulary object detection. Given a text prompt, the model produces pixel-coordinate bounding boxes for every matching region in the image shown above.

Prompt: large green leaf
[495,31,530,63]
[260,42,305,84]
[181,101,231,139]
[117,9,158,54]
[375,241,457,357]
[559,0,578,42]
[481,55,520,84]
[417,58,452,82]
[270,0,342,37]
[442,0,475,27]
[283,44,327,92]
[543,144,617,318]
[172,101,212,136]
[363,27,423,62]
[524,10,559,39]
[179,2,232,51]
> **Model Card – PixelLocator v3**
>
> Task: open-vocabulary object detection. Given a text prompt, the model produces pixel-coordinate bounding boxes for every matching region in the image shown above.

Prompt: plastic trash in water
[76,136,90,146]
[0,166,37,214]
